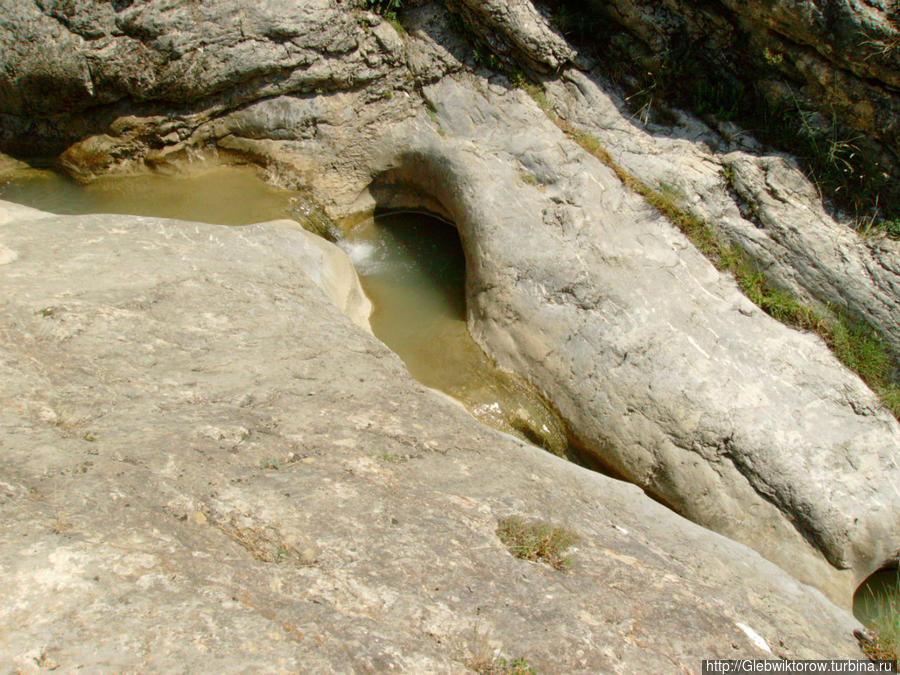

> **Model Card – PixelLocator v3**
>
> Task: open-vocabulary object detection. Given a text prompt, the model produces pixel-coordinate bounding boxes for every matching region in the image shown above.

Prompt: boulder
[0,202,863,670]
[349,75,900,605]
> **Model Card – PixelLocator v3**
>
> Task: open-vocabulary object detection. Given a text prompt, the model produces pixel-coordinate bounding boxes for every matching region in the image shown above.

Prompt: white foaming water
[339,239,384,274]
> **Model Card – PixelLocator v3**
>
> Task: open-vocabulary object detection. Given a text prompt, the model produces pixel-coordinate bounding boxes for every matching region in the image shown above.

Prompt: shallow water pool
[341,212,569,455]
[0,164,300,225]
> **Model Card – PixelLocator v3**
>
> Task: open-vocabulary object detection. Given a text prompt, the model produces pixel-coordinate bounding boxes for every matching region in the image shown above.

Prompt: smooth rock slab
[0,203,862,671]
[255,69,900,605]
[547,68,900,360]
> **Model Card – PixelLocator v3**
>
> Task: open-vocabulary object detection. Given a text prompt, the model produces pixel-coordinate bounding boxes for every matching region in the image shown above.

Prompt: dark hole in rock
[341,209,573,458]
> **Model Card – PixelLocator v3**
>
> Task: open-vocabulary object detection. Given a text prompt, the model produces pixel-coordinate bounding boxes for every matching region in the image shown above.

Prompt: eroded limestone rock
[545,68,900,359]
[0,203,864,669]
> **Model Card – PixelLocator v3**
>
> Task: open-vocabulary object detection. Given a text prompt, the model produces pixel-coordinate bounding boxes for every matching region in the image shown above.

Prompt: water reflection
[0,165,299,225]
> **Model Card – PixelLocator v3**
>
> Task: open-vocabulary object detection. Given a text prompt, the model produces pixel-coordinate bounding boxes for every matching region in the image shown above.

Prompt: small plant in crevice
[518,170,540,187]
[473,45,503,72]
[363,0,402,17]
[426,106,445,136]
[720,165,737,190]
[363,0,405,36]
[461,625,539,675]
[762,47,784,67]
[879,218,900,240]
[733,266,827,332]
[507,69,526,89]
[496,516,579,570]
[858,574,900,662]
[524,84,552,116]
[856,206,900,240]
[470,656,538,675]
[467,36,527,89]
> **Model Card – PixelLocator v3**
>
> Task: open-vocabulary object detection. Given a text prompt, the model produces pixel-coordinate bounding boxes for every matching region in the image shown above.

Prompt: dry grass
[497,516,579,570]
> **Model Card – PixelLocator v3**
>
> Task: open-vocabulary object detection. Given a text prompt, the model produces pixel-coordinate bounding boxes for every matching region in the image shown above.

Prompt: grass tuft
[426,106,445,136]
[830,318,892,385]
[860,575,900,662]
[497,516,579,570]
[734,266,827,331]
[880,219,900,239]
[524,84,552,117]
[470,656,537,675]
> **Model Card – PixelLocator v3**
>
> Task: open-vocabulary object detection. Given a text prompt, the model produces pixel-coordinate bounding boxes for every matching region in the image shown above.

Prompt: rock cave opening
[340,206,571,458]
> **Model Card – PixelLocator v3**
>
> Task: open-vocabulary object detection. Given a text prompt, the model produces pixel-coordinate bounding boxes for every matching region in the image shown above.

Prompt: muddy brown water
[339,212,568,455]
[0,164,300,225]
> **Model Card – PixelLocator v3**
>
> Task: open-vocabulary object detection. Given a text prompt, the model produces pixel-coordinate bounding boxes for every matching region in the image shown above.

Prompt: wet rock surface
[0,203,863,670]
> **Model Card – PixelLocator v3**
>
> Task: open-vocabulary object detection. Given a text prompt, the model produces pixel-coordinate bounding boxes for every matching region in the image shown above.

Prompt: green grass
[473,45,503,71]
[734,266,826,331]
[363,0,402,16]
[363,0,405,37]
[860,575,900,662]
[524,83,900,420]
[497,516,579,570]
[524,84,552,116]
[426,106,445,136]
[471,656,537,675]
[831,318,892,385]
[518,171,540,187]
[828,316,900,418]
[880,219,900,239]
[386,15,405,38]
